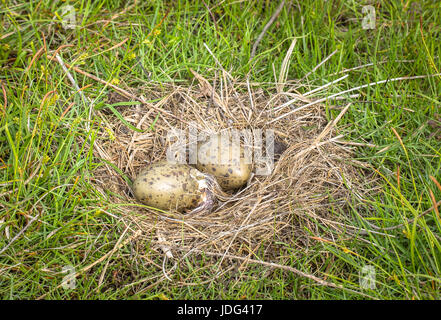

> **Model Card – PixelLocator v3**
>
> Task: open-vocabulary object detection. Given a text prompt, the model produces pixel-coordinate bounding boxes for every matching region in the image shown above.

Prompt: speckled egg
[196,134,252,190]
[132,161,215,212]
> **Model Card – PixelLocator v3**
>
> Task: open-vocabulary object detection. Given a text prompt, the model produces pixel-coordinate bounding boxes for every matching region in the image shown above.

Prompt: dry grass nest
[92,70,375,283]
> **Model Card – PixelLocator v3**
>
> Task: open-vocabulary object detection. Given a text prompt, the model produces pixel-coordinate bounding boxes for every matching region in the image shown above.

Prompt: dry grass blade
[270,73,441,124]
[277,38,297,94]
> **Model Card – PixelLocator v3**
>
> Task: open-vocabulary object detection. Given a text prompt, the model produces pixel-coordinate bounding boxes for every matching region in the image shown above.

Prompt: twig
[250,0,285,60]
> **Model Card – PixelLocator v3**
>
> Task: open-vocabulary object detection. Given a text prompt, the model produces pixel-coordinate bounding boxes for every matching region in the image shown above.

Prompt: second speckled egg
[196,133,252,190]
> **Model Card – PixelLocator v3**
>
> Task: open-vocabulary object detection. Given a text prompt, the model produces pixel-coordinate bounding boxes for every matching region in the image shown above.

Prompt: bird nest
[92,70,374,285]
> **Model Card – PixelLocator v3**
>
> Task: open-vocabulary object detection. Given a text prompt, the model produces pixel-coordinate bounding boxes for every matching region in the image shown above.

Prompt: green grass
[1,0,441,299]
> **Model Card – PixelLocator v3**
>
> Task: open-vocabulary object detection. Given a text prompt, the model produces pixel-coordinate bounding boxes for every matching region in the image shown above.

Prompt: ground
[0,0,441,299]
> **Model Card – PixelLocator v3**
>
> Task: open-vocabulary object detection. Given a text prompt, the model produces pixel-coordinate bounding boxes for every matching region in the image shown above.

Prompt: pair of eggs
[132,134,252,212]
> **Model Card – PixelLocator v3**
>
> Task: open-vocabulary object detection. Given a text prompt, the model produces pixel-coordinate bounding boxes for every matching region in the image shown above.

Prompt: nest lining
[92,74,373,284]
